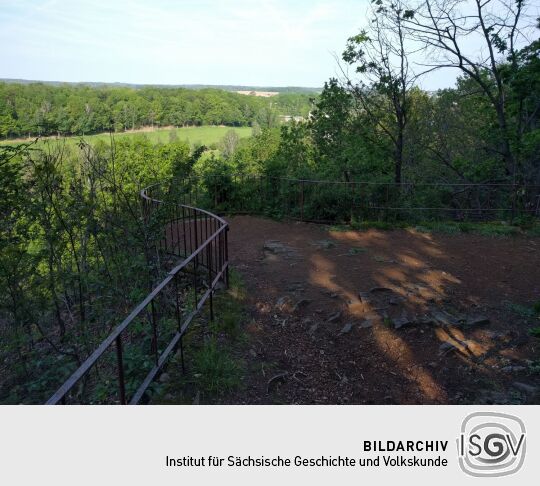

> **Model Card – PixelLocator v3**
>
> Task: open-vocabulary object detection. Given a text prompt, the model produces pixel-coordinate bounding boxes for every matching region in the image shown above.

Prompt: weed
[527,360,540,374]
[505,301,537,319]
[373,255,395,263]
[211,269,247,339]
[415,222,462,234]
[529,327,540,338]
[348,247,368,255]
[192,338,242,395]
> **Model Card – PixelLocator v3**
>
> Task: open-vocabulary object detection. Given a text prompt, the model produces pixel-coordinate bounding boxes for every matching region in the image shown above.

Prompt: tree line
[0,83,313,138]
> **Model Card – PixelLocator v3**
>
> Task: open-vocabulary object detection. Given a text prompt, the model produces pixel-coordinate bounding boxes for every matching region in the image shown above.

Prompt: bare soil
[219,215,540,404]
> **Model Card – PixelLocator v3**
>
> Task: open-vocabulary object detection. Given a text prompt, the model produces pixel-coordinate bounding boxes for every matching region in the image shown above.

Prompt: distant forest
[0,82,314,138]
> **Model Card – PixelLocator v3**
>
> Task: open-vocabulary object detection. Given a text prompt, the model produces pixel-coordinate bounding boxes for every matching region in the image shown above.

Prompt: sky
[0,0,536,90]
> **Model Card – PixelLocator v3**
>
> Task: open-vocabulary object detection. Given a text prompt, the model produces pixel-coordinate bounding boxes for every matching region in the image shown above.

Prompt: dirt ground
[219,215,540,405]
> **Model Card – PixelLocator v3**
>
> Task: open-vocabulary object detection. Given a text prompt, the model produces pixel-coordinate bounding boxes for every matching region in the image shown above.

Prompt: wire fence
[177,174,540,224]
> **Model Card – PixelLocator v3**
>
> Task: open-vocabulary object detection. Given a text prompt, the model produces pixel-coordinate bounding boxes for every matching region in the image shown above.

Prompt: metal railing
[46,181,229,404]
[191,174,540,223]
[46,174,539,404]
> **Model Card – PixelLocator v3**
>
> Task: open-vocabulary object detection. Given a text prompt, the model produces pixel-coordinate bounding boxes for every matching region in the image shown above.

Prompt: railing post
[207,243,214,323]
[174,274,181,333]
[225,226,229,288]
[150,299,158,366]
[173,272,185,373]
[194,210,199,266]
[511,183,517,223]
[179,336,185,374]
[181,205,187,258]
[115,335,126,405]
[300,180,304,221]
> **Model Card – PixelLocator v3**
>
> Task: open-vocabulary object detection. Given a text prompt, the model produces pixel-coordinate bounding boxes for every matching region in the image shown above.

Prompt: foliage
[0,137,192,403]
[0,82,313,139]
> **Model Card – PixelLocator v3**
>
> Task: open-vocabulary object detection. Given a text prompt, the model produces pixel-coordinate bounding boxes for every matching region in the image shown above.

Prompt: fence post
[511,183,517,223]
[225,226,229,288]
[207,243,214,322]
[115,335,126,405]
[150,299,158,366]
[300,180,305,221]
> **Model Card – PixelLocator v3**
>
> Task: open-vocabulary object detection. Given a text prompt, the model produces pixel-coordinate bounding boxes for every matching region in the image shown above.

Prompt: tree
[220,129,240,159]
[403,0,534,183]
[342,0,418,184]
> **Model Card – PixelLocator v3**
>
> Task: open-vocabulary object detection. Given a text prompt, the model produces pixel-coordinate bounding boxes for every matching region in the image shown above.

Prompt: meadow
[0,125,253,147]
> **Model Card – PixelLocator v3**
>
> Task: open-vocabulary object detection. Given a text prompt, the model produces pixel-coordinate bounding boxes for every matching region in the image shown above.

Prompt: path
[223,216,540,404]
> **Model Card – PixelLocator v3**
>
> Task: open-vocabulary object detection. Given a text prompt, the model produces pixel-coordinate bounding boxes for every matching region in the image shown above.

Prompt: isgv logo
[457,412,526,477]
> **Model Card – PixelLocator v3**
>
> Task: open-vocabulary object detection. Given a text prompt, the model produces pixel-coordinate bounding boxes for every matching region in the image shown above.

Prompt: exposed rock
[339,323,353,335]
[321,289,339,298]
[477,389,516,405]
[369,286,393,293]
[512,382,539,395]
[267,372,288,393]
[311,239,336,250]
[327,311,343,323]
[358,292,371,303]
[392,316,414,329]
[486,330,511,340]
[432,310,461,327]
[292,299,311,313]
[276,296,292,310]
[373,256,397,264]
[308,323,319,335]
[465,315,490,327]
[263,240,299,260]
[416,315,436,326]
[439,341,458,355]
[286,282,305,292]
[501,365,526,373]
[264,240,291,253]
[359,319,374,329]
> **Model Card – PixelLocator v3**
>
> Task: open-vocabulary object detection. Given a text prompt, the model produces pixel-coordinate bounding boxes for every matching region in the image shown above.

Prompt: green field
[1,125,253,147]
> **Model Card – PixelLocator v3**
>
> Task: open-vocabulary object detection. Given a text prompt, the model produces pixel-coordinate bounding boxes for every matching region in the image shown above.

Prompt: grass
[0,125,252,148]
[504,300,540,342]
[152,269,247,403]
[530,328,540,338]
[188,269,248,396]
[414,221,524,236]
[191,338,242,395]
[210,270,248,340]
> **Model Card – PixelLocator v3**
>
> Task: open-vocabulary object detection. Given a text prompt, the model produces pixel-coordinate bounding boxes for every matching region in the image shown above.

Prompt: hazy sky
[1,0,532,89]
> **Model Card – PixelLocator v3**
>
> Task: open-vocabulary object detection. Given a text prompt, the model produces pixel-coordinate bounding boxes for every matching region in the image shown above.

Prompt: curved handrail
[47,182,229,404]
[47,174,539,404]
